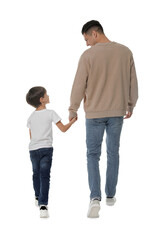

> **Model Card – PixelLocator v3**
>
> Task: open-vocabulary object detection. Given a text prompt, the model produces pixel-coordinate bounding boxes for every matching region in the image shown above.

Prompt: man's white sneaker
[87,200,100,218]
[106,197,116,206]
[40,205,49,218]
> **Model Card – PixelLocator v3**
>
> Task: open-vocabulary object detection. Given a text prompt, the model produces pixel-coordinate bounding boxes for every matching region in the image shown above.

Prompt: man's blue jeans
[86,117,123,200]
[29,147,53,206]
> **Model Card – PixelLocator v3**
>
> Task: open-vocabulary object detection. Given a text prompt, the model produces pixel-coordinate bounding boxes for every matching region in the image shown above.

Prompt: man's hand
[70,117,78,124]
[69,115,78,122]
[124,111,132,119]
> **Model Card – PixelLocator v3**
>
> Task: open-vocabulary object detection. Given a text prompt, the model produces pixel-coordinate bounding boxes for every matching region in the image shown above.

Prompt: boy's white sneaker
[106,197,116,206]
[87,200,100,218]
[35,197,39,207]
[40,205,49,218]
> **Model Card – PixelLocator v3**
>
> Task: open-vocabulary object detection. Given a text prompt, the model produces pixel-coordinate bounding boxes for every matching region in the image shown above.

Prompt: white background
[0,0,163,239]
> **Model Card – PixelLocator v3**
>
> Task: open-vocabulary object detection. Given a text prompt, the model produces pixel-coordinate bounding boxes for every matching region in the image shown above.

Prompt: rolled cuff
[69,111,77,119]
[127,106,134,112]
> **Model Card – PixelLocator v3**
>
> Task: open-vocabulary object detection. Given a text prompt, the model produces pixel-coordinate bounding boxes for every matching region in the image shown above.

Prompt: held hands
[70,116,78,124]
[56,116,77,132]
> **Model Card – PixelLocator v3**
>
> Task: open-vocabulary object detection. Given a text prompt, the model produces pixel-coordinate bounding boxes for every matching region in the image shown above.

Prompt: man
[69,20,138,218]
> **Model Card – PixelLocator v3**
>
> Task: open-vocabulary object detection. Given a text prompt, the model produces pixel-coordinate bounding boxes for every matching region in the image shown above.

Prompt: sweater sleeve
[69,53,88,119]
[127,54,138,112]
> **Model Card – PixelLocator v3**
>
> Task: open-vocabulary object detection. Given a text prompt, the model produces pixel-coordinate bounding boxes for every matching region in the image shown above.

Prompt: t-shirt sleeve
[27,118,31,128]
[51,110,62,124]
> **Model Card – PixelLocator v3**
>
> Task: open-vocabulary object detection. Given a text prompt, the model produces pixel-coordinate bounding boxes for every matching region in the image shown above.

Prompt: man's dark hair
[26,86,46,108]
[81,20,104,35]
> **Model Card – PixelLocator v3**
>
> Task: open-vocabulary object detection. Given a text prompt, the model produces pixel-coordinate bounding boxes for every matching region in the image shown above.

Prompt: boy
[26,86,77,218]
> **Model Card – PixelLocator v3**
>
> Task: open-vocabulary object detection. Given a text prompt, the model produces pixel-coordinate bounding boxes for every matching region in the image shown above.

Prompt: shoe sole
[106,199,116,206]
[87,205,100,218]
[40,210,49,218]
[106,202,115,206]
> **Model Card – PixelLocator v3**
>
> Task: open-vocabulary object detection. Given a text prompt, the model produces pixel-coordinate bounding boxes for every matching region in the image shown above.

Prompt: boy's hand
[70,117,77,124]
[69,114,78,122]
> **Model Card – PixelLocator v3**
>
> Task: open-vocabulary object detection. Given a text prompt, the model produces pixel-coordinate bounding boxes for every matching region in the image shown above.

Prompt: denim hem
[39,202,48,206]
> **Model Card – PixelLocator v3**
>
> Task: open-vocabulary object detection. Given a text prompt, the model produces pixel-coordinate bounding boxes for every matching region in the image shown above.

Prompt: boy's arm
[56,118,77,132]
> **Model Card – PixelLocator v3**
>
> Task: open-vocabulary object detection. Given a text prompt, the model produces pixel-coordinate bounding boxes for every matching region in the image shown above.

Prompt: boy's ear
[40,97,44,103]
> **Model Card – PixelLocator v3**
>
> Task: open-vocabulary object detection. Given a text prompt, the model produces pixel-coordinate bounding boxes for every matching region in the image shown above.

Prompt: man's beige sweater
[69,41,138,119]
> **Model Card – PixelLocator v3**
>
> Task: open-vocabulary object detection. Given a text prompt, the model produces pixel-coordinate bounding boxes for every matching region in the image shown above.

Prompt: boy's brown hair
[26,86,46,108]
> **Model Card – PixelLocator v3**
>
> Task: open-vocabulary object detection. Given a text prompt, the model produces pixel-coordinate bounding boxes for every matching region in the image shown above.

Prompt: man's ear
[92,30,97,38]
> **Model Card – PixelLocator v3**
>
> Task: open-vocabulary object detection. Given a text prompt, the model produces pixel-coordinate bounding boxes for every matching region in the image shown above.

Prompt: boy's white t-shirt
[27,109,61,151]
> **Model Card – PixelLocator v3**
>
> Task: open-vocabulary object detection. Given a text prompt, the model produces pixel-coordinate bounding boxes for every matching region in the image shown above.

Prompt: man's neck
[97,35,111,44]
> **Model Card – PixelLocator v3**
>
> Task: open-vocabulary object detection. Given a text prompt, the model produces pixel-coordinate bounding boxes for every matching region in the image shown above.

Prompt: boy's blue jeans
[29,147,53,206]
[86,117,123,200]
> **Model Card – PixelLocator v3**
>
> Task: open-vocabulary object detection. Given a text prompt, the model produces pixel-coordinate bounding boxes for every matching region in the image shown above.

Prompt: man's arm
[125,54,138,119]
[69,53,88,120]
[128,54,138,112]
